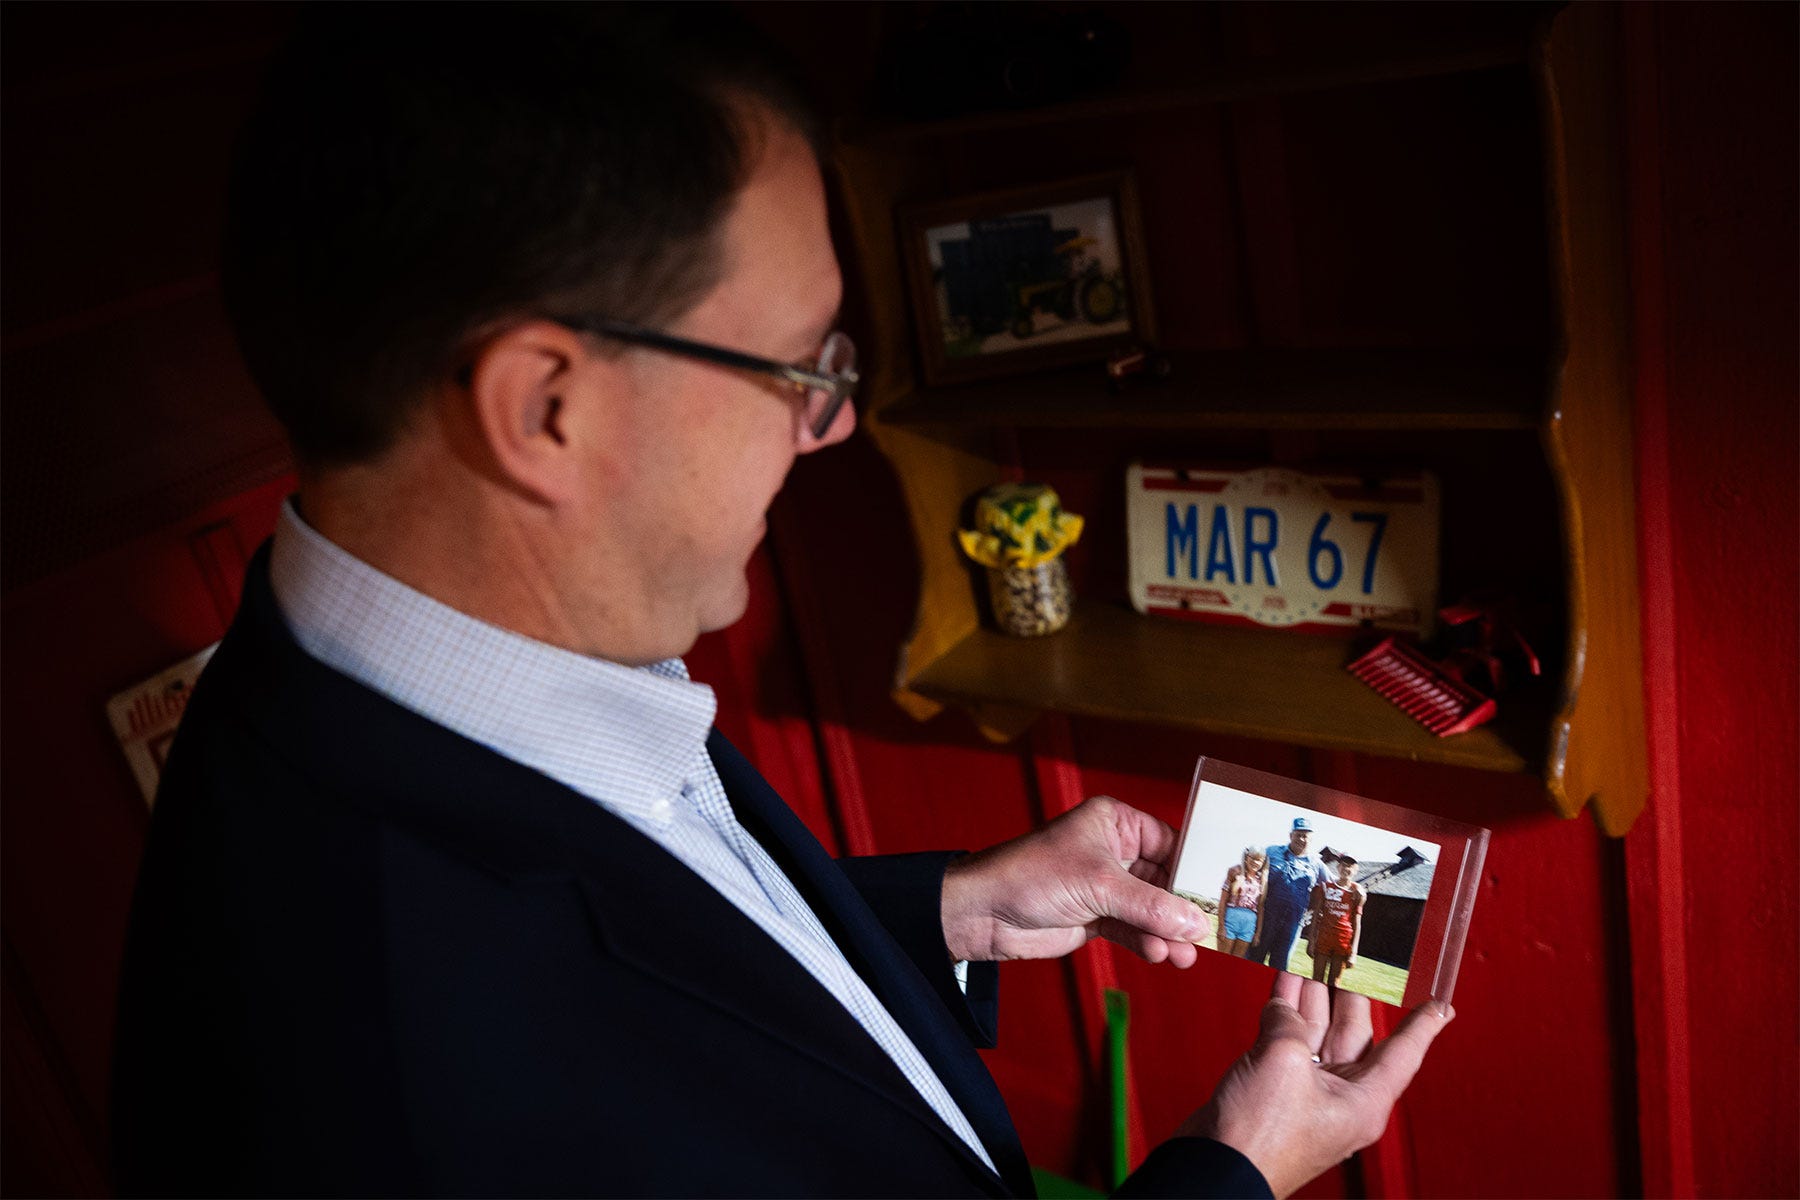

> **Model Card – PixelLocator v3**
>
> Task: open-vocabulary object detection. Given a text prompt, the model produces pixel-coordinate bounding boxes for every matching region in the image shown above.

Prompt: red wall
[1622,5,1798,1195]
[2,4,1794,1197]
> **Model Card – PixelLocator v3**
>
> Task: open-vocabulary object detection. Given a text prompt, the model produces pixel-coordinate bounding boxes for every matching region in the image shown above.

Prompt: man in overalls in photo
[1249,817,1330,972]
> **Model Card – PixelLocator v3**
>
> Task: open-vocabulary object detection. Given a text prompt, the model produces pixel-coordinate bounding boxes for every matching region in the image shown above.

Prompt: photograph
[1168,759,1487,1008]
[899,172,1155,386]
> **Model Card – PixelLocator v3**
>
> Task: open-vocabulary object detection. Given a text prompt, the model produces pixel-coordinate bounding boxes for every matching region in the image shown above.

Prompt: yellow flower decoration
[958,483,1084,570]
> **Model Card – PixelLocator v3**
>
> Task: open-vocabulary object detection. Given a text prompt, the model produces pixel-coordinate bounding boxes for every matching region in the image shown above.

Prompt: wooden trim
[1534,4,1651,831]
[1619,7,1695,1194]
[840,32,1530,147]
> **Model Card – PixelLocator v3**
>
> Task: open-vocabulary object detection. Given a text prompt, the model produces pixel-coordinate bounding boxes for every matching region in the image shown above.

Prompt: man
[111,9,1450,1198]
[1247,818,1330,972]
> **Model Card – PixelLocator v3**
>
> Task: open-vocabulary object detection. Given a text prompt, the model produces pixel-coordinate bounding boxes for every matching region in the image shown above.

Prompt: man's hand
[1179,975,1454,1198]
[940,795,1212,967]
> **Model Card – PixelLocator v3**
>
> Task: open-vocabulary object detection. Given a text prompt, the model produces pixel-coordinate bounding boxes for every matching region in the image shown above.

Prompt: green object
[1030,1166,1106,1199]
[1105,987,1131,1189]
[1028,988,1135,1195]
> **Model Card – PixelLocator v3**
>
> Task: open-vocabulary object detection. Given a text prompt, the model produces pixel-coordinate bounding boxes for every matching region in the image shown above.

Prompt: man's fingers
[1259,979,1322,1048]
[1098,871,1211,944]
[1092,796,1182,871]
[1126,858,1170,888]
[1094,918,1204,969]
[1093,917,1167,963]
[1094,921,1205,969]
[1359,1001,1455,1097]
[1258,992,1310,1043]
[1320,988,1374,1065]
[1163,938,1199,969]
[1294,978,1331,1054]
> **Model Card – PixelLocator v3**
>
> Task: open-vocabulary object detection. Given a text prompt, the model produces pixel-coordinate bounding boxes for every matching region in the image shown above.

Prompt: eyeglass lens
[806,331,856,436]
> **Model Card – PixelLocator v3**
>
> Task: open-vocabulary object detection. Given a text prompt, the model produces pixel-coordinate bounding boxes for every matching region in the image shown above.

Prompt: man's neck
[295,418,703,668]
[295,461,598,658]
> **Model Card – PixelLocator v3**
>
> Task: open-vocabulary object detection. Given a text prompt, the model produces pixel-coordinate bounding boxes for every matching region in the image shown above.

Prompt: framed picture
[899,172,1156,387]
[1168,757,1489,1007]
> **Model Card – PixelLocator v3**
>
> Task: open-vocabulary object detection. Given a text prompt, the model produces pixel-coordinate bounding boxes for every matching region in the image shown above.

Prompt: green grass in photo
[1173,889,1217,914]
[1177,891,1412,1006]
[1285,941,1410,1007]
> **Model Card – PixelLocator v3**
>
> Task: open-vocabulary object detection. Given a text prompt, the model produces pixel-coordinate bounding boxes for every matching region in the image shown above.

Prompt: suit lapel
[709,732,1034,1198]
[564,820,1009,1184]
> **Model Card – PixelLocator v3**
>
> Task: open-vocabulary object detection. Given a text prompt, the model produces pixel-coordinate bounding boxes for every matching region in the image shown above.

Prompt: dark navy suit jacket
[111,549,1266,1198]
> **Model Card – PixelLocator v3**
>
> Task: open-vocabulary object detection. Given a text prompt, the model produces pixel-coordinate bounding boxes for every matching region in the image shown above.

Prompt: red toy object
[1438,596,1542,693]
[1105,345,1171,390]
[1347,636,1497,737]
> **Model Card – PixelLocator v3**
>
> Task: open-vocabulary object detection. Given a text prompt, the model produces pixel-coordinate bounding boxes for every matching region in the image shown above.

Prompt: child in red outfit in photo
[1308,855,1366,987]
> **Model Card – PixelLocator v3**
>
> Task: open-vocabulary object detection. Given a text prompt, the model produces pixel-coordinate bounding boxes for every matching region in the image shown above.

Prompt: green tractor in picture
[938,218,1130,352]
[1008,234,1126,339]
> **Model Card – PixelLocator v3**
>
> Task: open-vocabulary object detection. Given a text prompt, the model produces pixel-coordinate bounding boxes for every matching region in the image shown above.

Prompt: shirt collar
[268,498,716,818]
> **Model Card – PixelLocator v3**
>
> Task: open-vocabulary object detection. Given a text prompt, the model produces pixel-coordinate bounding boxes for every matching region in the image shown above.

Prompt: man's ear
[461,320,620,505]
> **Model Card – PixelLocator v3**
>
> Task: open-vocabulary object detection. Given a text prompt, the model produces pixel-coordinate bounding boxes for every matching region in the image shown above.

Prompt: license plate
[1126,463,1440,633]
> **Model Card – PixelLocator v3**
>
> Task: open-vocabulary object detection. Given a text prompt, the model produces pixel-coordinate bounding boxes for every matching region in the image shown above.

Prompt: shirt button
[650,797,674,819]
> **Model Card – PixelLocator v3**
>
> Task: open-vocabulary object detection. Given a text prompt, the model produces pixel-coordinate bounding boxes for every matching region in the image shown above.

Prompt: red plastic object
[1439,597,1543,693]
[1347,636,1498,737]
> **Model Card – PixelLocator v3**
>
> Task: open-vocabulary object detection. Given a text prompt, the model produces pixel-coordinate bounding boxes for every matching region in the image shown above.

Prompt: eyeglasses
[552,315,858,439]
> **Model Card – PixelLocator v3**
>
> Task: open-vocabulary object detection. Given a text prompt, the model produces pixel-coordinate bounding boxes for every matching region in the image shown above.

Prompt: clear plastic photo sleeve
[1168,757,1490,1008]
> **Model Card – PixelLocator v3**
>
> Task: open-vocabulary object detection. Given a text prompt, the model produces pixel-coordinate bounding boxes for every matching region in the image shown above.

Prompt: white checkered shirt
[268,501,995,1172]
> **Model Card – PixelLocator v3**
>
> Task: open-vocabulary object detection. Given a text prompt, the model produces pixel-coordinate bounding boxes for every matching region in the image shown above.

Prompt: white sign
[107,643,218,807]
[1126,464,1439,634]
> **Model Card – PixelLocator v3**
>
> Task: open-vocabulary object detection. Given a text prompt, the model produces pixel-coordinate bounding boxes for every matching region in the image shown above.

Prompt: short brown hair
[223,4,817,466]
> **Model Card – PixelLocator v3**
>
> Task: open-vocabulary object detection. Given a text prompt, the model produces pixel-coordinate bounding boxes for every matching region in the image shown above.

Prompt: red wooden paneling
[1,480,291,1193]
[3,14,295,1188]
[1622,6,1799,1198]
[1620,7,1694,1196]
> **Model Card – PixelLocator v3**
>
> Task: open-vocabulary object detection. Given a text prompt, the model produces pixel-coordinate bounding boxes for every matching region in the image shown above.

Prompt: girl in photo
[1217,847,1267,957]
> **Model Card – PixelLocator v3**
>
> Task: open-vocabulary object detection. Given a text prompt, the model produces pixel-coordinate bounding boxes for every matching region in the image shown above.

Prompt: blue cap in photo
[1292,817,1313,831]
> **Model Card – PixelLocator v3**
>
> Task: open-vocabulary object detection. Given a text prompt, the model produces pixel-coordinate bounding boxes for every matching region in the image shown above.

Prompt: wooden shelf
[844,4,1647,830]
[878,349,1547,432]
[844,30,1533,147]
[908,602,1548,775]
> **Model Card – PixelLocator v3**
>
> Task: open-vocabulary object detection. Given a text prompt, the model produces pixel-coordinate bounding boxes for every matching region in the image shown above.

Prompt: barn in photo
[1353,848,1436,968]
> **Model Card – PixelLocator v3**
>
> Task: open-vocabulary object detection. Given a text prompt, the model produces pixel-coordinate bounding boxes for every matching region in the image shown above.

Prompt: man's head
[228,7,853,660]
[225,5,820,467]
[1287,818,1312,855]
[1334,855,1358,884]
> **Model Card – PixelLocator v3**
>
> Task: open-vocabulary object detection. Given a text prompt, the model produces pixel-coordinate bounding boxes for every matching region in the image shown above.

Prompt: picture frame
[1168,757,1489,1007]
[898,171,1156,387]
